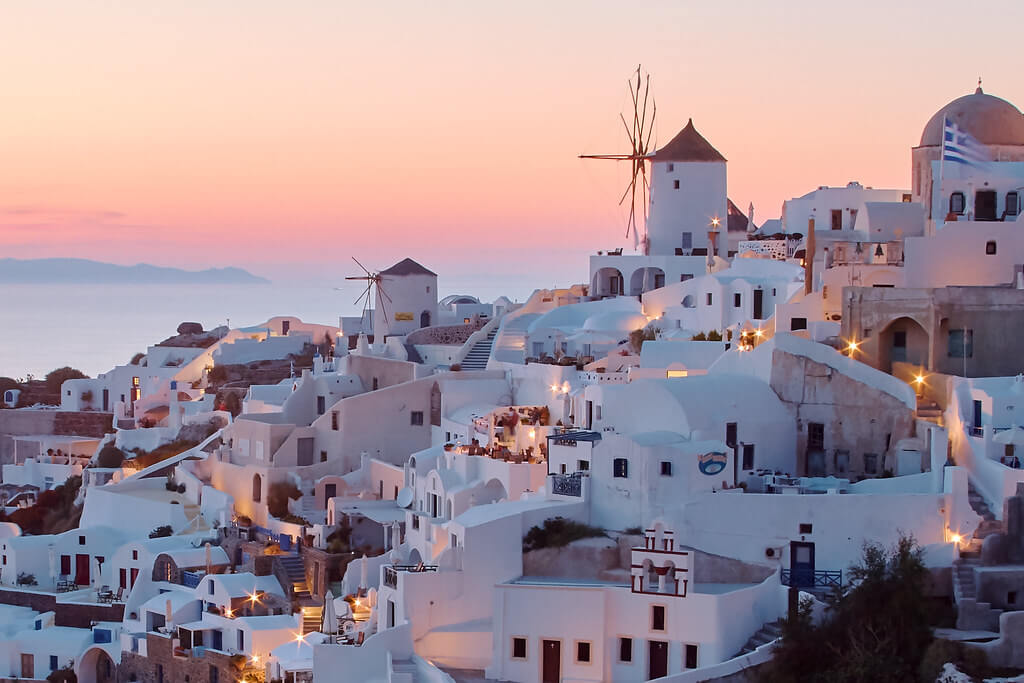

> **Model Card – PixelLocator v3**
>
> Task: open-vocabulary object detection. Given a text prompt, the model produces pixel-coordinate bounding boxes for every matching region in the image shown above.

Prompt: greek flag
[942,117,991,166]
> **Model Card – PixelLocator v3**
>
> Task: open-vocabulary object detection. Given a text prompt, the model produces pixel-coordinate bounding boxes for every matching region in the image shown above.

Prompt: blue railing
[182,570,202,588]
[781,569,842,588]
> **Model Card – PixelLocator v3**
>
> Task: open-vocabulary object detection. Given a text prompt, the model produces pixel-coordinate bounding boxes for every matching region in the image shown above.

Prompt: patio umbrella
[994,425,1024,447]
[93,557,103,587]
[48,545,57,586]
[322,590,337,635]
[165,598,173,629]
[205,542,212,575]
[391,521,401,550]
[359,554,368,590]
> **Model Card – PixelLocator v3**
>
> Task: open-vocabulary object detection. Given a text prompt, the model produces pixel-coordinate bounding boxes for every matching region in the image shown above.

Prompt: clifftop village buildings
[2,87,1024,683]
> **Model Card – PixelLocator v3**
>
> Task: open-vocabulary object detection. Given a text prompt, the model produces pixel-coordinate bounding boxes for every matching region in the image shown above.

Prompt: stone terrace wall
[0,409,112,465]
[0,588,124,627]
[118,633,240,683]
[405,321,484,346]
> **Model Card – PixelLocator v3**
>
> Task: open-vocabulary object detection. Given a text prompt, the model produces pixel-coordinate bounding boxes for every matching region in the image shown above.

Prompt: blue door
[790,542,815,588]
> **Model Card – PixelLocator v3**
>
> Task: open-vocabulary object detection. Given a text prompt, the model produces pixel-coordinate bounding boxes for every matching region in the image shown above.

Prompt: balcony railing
[781,569,842,588]
[181,571,202,589]
[383,564,438,589]
[551,472,586,497]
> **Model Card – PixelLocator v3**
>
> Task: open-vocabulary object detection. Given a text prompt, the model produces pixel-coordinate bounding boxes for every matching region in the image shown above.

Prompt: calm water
[0,279,531,379]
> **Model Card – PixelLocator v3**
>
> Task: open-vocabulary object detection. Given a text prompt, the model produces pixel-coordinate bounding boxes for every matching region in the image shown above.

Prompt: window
[948,329,974,358]
[578,459,589,471]
[613,458,629,478]
[706,293,713,306]
[316,396,325,415]
[208,580,215,595]
[808,423,824,450]
[986,240,997,255]
[132,376,140,388]
[595,405,602,421]
[790,317,807,331]
[681,232,692,250]
[79,535,86,545]
[733,293,742,308]
[50,656,58,672]
[560,463,567,474]
[372,377,379,391]
[411,411,424,426]
[1007,191,1020,216]
[799,523,813,534]
[660,461,673,476]
[512,637,527,660]
[651,604,666,631]
[685,644,698,669]
[667,163,674,172]
[864,453,879,475]
[132,550,138,560]
[835,450,849,473]
[576,641,592,664]
[742,444,755,470]
[950,192,965,214]
[320,450,328,463]
[619,637,633,663]
[681,273,693,282]
[831,209,842,230]
[673,180,680,190]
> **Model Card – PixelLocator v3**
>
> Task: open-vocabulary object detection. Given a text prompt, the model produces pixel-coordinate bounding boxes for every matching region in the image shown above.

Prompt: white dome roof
[919,87,1024,147]
[582,310,650,333]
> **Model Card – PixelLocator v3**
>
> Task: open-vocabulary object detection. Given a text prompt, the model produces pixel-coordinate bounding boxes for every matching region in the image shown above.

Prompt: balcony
[382,564,438,589]
[781,569,842,588]
[550,472,586,497]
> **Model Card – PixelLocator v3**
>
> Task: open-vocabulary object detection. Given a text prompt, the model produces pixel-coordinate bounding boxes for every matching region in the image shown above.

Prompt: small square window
[986,240,997,255]
[512,637,527,660]
[79,535,86,545]
[733,293,742,308]
[132,550,138,561]
[613,458,629,478]
[410,411,424,426]
[331,411,339,431]
[578,460,589,471]
[790,317,808,331]
[619,636,633,662]
[320,450,328,463]
[799,523,813,534]
[673,180,680,190]
[660,461,672,476]
[576,641,591,663]
[667,163,674,172]
[651,604,666,631]
[706,293,713,306]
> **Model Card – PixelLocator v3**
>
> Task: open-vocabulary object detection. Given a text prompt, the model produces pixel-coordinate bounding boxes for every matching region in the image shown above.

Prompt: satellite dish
[396,488,414,509]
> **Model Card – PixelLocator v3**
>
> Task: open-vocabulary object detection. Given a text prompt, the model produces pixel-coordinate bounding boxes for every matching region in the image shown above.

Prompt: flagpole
[938,117,947,233]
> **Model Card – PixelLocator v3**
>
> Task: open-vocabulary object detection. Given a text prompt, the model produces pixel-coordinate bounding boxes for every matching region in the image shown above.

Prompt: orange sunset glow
[1,1,1021,284]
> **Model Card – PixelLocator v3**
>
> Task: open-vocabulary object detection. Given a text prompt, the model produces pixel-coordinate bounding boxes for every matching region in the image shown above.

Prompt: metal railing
[181,571,202,588]
[781,569,842,588]
[551,472,586,497]
[383,564,438,589]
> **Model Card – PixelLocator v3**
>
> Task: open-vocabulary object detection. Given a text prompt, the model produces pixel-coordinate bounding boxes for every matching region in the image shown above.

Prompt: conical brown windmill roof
[380,258,436,277]
[651,119,726,162]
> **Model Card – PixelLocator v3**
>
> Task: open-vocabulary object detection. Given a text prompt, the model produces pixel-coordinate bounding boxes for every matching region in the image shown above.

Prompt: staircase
[916,397,943,424]
[738,620,782,656]
[389,657,418,683]
[302,605,323,635]
[963,480,1004,558]
[460,329,497,370]
[953,558,1002,631]
[299,492,325,526]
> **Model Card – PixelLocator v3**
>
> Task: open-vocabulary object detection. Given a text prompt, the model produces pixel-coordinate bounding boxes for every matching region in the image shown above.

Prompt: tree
[129,352,146,366]
[220,391,242,417]
[765,534,933,682]
[45,367,87,394]
[96,443,125,469]
[267,481,302,519]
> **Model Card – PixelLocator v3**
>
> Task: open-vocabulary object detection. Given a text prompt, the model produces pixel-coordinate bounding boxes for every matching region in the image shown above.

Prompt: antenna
[580,65,657,251]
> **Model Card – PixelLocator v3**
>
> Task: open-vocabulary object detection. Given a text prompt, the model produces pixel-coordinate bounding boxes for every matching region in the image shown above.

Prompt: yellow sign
[394,312,414,321]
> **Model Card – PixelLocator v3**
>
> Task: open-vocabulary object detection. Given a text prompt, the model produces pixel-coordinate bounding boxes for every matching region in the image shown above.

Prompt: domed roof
[919,87,1024,147]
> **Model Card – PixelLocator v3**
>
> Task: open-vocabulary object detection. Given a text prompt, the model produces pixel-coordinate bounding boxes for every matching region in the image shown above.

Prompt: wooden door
[75,553,90,586]
[130,567,139,588]
[753,289,764,320]
[648,640,668,679]
[542,640,560,683]
[21,653,34,679]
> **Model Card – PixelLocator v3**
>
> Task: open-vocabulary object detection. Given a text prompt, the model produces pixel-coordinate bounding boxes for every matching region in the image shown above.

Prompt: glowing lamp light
[250,655,260,664]
[846,339,859,353]
[754,329,764,338]
[951,533,962,545]
[914,374,926,386]
[294,632,306,644]
[710,217,721,228]
[550,384,559,393]
[529,429,536,440]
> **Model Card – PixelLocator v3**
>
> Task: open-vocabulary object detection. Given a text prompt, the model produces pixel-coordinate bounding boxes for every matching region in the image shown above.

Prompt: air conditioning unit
[764,546,785,559]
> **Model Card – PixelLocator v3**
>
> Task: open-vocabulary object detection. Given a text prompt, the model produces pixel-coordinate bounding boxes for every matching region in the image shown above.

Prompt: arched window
[420,311,431,328]
[252,474,262,503]
[950,192,965,215]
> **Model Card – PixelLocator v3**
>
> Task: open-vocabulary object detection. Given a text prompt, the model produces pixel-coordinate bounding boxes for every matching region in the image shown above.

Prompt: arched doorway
[878,316,929,374]
[420,311,431,328]
[592,268,624,298]
[77,647,116,683]
[252,474,262,503]
[629,267,666,296]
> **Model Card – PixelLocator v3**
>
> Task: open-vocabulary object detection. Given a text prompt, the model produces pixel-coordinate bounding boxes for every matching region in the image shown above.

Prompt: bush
[207,365,229,383]
[45,366,87,394]
[17,572,38,586]
[268,481,302,519]
[96,443,125,469]
[523,517,606,552]
[129,352,146,366]
[149,525,173,538]
[177,322,204,335]
[46,666,77,683]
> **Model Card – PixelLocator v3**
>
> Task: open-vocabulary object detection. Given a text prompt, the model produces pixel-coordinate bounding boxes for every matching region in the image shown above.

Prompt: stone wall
[0,588,124,627]
[118,633,242,683]
[405,321,484,346]
[0,410,113,465]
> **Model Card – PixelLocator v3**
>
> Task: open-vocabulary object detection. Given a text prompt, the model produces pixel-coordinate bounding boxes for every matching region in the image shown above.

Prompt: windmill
[345,257,392,341]
[580,65,657,253]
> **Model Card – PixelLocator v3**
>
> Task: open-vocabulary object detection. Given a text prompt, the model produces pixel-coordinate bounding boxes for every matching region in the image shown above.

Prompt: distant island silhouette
[0,258,270,284]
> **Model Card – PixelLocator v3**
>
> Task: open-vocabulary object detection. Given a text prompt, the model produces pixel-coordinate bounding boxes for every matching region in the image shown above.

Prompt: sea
[0,279,527,379]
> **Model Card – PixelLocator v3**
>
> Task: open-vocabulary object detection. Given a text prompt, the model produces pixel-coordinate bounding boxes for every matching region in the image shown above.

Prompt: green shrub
[45,366,87,394]
[523,517,606,552]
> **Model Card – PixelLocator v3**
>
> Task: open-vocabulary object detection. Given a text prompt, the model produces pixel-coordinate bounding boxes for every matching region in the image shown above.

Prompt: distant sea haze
[0,278,527,379]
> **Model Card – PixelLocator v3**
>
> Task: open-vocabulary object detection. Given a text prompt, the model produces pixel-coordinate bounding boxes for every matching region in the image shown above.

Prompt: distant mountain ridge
[0,258,270,284]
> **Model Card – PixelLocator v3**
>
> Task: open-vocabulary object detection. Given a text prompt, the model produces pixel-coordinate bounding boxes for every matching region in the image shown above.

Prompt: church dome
[919,87,1024,147]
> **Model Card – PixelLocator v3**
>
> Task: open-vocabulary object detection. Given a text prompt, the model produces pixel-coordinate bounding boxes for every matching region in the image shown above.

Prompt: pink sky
[2,1,1022,286]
